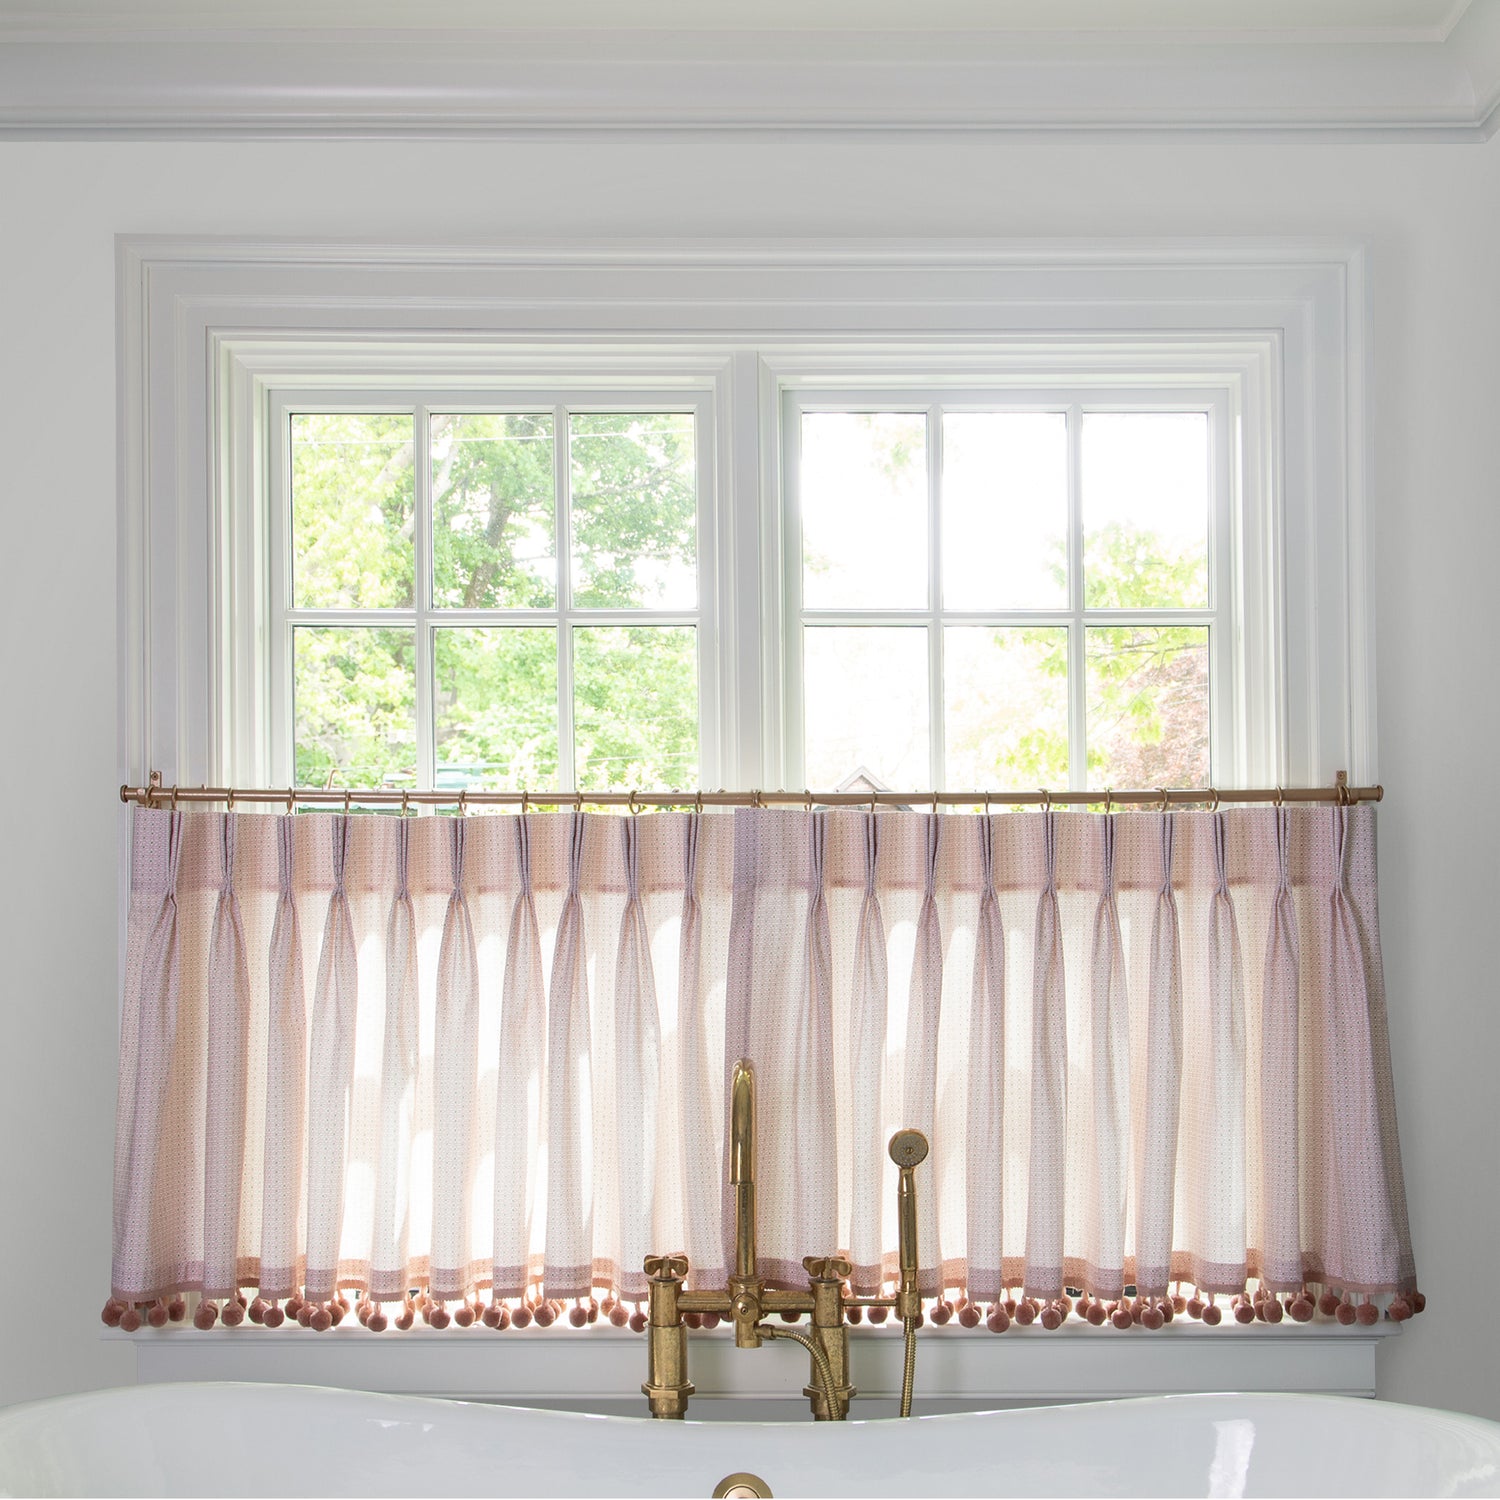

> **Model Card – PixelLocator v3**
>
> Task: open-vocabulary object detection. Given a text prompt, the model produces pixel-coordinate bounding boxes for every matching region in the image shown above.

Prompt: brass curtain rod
[121,771,1381,812]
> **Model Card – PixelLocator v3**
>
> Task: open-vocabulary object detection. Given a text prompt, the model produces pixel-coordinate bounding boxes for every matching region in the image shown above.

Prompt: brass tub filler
[642,1059,929,1422]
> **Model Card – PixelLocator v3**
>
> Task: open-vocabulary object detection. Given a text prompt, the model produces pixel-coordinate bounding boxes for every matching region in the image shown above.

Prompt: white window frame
[778,385,1239,793]
[117,237,1383,1401]
[264,387,721,794]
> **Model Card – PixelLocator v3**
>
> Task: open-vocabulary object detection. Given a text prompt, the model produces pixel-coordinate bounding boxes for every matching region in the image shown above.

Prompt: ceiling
[0,0,1477,38]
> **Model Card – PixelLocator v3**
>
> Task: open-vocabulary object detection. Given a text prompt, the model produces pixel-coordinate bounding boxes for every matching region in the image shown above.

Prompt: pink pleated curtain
[105,802,1421,1333]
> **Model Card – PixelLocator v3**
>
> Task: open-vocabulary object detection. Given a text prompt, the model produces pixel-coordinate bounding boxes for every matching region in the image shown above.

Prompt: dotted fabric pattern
[109,804,1419,1317]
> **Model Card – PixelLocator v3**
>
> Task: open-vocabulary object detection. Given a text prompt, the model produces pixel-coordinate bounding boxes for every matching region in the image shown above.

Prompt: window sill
[118,1320,1398,1411]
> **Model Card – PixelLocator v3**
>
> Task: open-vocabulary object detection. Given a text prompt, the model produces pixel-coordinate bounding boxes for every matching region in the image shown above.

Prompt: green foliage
[291,413,415,609]
[432,413,556,610]
[432,628,559,789]
[575,627,698,790]
[294,627,416,788]
[1083,519,1208,611]
[570,413,696,608]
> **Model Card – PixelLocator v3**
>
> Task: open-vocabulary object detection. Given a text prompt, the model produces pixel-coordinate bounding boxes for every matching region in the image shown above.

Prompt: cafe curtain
[104,803,1421,1333]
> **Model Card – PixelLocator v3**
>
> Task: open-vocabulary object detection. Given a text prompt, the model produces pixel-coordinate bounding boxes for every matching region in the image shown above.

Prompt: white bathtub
[2,1382,1498,1498]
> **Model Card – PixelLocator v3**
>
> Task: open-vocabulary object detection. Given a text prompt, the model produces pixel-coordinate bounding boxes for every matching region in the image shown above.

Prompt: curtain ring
[171,783,180,812]
[287,787,295,815]
[983,789,992,816]
[695,789,704,815]
[344,788,352,816]
[1104,787,1112,816]
[930,790,940,815]
[629,790,640,816]
[1039,788,1051,814]
[1210,787,1220,814]
[521,788,530,816]
[1274,785,1283,810]
[458,788,468,817]
[400,789,410,817]
[225,786,235,813]
[804,788,813,813]
[1157,787,1169,813]
[751,789,762,809]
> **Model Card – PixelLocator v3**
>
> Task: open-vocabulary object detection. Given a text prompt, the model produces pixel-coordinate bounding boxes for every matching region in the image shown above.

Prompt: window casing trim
[125,245,1357,799]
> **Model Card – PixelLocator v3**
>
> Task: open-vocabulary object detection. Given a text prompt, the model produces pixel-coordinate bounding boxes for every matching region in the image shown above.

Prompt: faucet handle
[803,1255,852,1283]
[645,1254,690,1281]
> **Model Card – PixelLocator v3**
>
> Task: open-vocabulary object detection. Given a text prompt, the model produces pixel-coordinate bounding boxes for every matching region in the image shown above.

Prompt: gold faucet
[642,1058,928,1422]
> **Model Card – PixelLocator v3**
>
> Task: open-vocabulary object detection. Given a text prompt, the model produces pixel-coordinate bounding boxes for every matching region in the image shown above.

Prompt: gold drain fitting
[711,1473,773,1499]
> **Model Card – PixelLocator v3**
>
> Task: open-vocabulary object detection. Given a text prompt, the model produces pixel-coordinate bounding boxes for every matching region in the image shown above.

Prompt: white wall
[0,134,1496,1419]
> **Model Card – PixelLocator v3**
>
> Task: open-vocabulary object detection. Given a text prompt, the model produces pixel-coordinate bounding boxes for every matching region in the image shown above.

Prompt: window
[264,381,1238,798]
[783,396,1226,793]
[270,395,713,795]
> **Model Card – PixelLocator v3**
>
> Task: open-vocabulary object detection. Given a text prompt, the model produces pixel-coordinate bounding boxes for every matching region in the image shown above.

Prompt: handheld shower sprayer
[888,1130,929,1418]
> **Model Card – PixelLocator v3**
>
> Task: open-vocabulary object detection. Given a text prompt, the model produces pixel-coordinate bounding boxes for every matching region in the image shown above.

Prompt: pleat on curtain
[105,802,1423,1332]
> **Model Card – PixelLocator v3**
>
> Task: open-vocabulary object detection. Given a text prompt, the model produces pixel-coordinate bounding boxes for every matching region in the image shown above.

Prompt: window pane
[432,414,555,609]
[804,627,929,788]
[294,627,416,788]
[574,626,698,788]
[945,627,1069,790]
[942,414,1067,610]
[569,413,696,609]
[801,413,927,610]
[1086,625,1209,789]
[291,413,414,609]
[1082,413,1209,609]
[434,628,558,791]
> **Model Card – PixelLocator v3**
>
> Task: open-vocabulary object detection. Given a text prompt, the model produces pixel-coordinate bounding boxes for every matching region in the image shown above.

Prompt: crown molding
[4,19,1500,140]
